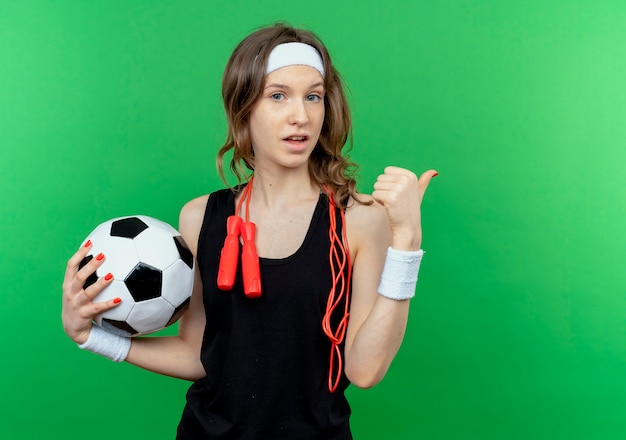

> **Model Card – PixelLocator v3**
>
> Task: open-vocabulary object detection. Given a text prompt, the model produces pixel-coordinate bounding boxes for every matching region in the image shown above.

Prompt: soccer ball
[79,215,194,337]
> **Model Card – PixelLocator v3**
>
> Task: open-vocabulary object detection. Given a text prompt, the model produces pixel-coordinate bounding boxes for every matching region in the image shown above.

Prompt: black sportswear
[177,187,352,439]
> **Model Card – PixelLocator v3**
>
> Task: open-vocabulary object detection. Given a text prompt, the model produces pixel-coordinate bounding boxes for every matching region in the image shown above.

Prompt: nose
[288,100,309,126]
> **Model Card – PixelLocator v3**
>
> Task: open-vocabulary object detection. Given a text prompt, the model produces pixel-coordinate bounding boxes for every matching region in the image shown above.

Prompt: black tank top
[177,187,352,439]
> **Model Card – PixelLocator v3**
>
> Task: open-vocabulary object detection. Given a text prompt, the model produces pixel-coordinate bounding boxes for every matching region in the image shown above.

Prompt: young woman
[62,23,437,439]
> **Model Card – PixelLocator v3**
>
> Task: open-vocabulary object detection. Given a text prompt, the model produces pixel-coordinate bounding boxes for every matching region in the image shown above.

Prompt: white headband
[266,42,325,77]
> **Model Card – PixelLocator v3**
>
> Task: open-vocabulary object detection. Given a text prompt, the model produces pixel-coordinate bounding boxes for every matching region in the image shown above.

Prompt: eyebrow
[264,81,325,90]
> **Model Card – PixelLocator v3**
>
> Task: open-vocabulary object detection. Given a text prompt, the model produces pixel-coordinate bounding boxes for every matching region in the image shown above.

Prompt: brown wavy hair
[216,23,366,208]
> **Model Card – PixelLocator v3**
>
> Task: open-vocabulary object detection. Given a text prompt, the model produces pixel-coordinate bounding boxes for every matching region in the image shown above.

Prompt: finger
[63,244,104,300]
[372,180,401,193]
[87,295,123,316]
[374,167,418,196]
[371,189,384,207]
[417,169,439,196]
[64,239,95,283]
[383,165,415,177]
[73,296,122,332]
[72,251,106,293]
[80,271,114,303]
[378,167,417,183]
[374,172,415,192]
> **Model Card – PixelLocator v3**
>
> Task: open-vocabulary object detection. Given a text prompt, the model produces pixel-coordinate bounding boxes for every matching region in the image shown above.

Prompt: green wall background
[2,1,625,438]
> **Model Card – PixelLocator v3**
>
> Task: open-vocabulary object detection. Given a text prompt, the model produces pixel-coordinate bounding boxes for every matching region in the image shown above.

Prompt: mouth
[284,135,309,142]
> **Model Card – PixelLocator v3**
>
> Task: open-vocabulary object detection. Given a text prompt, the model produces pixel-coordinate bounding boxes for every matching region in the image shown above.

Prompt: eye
[306,94,322,103]
[270,92,285,101]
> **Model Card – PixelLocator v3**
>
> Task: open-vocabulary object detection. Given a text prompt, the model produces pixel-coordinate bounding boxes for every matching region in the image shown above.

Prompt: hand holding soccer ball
[62,216,195,343]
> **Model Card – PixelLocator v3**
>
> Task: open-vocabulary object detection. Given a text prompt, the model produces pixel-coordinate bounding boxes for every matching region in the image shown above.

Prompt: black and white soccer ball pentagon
[80,215,194,337]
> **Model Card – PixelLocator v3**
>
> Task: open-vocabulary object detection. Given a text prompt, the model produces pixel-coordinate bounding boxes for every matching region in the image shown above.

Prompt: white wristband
[378,247,424,300]
[78,325,131,362]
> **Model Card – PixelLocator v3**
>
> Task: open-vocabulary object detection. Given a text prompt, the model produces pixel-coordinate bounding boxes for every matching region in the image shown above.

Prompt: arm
[124,196,207,380]
[61,196,209,381]
[344,167,437,388]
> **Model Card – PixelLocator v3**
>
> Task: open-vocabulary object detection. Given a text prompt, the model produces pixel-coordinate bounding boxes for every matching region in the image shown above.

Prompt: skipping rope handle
[241,221,262,298]
[217,215,242,291]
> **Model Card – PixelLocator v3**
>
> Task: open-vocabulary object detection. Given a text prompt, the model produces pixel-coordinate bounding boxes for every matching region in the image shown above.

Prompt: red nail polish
[104,273,113,281]
[432,172,439,177]
[84,239,92,248]
[96,253,104,261]
[113,297,122,304]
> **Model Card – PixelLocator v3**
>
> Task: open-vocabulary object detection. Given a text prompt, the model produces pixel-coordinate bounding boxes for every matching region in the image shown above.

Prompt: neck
[247,170,319,212]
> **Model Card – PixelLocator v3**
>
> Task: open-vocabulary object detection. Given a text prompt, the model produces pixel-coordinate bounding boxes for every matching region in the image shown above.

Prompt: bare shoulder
[179,195,210,255]
[346,194,389,234]
[345,194,392,254]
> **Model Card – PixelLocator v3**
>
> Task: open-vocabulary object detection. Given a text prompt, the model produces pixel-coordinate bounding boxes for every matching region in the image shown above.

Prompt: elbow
[186,372,207,382]
[178,365,206,382]
[186,363,207,382]
[344,362,388,389]
[349,377,379,390]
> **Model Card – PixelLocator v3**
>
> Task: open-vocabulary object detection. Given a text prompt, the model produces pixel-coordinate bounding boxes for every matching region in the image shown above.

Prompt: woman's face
[248,65,325,171]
